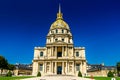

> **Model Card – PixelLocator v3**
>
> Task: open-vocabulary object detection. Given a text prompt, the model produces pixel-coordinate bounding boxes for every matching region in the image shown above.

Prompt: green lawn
[87,77,120,80]
[0,76,34,80]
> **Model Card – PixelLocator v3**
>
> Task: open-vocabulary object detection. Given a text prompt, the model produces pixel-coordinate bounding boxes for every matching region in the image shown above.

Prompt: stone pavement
[21,75,95,80]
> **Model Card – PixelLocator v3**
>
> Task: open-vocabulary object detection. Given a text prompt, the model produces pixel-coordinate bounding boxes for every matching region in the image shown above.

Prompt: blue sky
[0,0,120,66]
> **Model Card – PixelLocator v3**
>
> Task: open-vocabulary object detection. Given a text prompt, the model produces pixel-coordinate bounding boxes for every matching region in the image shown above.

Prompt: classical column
[62,46,64,57]
[50,47,51,57]
[51,46,53,56]
[80,61,83,73]
[45,62,46,73]
[32,62,39,76]
[62,62,64,74]
[43,62,45,73]
[55,47,57,57]
[83,61,86,74]
[66,62,67,74]
[51,61,53,73]
[66,46,68,56]
[72,47,74,57]
[46,47,48,57]
[68,61,69,73]
[72,61,74,74]
[55,62,57,74]
[50,61,52,73]
[52,47,54,56]
[74,61,76,73]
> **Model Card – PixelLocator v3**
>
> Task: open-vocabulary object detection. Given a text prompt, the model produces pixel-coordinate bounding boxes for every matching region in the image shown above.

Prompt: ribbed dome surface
[50,19,70,30]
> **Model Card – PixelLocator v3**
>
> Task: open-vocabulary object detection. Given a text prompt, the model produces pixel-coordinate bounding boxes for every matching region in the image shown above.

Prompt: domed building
[32,5,87,76]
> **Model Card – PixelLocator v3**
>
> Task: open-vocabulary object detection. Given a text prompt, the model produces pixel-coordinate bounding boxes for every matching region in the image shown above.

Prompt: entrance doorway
[57,66,62,74]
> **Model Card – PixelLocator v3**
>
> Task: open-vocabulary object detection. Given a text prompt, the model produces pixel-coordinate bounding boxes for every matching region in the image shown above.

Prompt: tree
[0,55,8,75]
[78,71,82,77]
[107,71,114,77]
[6,71,12,77]
[37,72,41,77]
[117,62,120,77]
[8,64,15,71]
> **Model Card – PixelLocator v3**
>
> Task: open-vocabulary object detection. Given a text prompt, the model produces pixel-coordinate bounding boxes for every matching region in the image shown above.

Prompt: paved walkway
[21,75,95,80]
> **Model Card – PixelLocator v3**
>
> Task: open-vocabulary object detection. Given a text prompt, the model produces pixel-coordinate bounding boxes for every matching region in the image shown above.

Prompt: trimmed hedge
[78,71,82,77]
[107,71,114,77]
[37,72,41,77]
[6,71,12,77]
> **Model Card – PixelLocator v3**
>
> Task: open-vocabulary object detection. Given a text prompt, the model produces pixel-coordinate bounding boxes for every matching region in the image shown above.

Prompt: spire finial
[59,3,61,14]
[57,3,63,20]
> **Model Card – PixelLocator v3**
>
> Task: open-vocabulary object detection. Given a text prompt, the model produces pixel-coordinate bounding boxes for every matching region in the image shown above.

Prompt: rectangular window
[40,64,43,71]
[62,29,64,33]
[76,64,80,71]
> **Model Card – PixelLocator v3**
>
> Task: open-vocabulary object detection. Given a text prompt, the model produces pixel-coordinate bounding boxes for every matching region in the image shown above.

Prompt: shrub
[107,71,114,77]
[78,71,82,77]
[37,71,41,77]
[6,71,12,77]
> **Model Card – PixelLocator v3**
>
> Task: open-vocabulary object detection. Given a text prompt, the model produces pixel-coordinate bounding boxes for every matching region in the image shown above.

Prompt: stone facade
[32,5,87,76]
[87,63,116,77]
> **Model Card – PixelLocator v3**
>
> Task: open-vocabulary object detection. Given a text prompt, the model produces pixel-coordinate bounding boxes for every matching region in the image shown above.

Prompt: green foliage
[117,62,120,76]
[0,55,8,69]
[107,71,114,77]
[86,77,120,80]
[0,55,8,75]
[0,76,34,80]
[37,72,41,77]
[7,64,15,70]
[6,71,12,77]
[78,71,82,77]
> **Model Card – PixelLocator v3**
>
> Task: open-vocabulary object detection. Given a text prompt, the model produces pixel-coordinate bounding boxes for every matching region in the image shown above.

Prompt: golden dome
[50,4,70,30]
[50,19,70,30]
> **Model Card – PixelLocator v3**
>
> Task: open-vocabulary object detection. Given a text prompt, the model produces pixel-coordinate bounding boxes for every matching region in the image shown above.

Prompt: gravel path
[21,75,95,80]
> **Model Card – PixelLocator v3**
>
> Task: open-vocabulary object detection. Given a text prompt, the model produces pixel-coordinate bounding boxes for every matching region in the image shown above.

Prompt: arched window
[40,52,43,57]
[55,38,58,42]
[51,30,53,34]
[67,30,69,33]
[76,52,79,57]
[62,39,64,42]
[56,29,58,33]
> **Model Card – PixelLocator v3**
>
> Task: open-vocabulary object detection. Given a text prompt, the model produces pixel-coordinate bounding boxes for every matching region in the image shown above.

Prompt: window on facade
[40,64,43,71]
[68,39,70,43]
[62,29,64,33]
[67,30,69,33]
[76,64,80,71]
[56,29,58,33]
[55,39,58,42]
[76,52,79,57]
[62,39,64,42]
[40,52,43,57]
